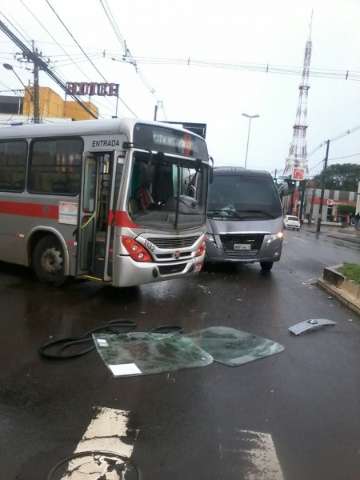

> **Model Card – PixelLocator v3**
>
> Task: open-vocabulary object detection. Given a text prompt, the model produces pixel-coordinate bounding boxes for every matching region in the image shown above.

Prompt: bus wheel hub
[41,248,63,273]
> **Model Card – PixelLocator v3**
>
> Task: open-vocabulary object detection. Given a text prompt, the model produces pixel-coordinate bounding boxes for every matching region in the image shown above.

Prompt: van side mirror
[209,156,214,183]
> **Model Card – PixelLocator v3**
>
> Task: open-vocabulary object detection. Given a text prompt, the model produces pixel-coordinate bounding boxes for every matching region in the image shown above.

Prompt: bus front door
[77,151,116,281]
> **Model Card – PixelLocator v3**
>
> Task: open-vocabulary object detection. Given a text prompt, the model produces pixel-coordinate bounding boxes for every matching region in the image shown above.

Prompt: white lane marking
[61,407,135,479]
[239,429,284,480]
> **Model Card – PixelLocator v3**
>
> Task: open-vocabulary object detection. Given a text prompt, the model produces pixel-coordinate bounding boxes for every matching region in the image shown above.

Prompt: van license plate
[233,243,251,251]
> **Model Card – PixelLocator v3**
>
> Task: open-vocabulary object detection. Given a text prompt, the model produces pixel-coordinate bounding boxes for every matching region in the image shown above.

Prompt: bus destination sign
[133,124,208,160]
[66,82,119,97]
[153,131,193,155]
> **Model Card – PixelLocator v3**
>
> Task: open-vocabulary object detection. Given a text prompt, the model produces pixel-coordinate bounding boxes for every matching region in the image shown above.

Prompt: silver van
[205,167,283,271]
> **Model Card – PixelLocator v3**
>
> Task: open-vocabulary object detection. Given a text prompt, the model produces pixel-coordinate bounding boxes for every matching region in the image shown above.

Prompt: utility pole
[32,41,40,123]
[15,40,47,123]
[299,180,307,222]
[0,19,97,119]
[316,139,330,234]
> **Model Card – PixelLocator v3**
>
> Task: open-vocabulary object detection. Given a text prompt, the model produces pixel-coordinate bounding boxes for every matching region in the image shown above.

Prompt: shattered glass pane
[187,326,284,366]
[93,332,213,377]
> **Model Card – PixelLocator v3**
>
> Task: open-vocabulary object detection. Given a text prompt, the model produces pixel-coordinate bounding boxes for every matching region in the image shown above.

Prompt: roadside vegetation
[339,263,360,284]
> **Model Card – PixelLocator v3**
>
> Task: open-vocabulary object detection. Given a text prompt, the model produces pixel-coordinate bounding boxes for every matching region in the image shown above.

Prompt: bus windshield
[208,174,282,220]
[128,151,207,230]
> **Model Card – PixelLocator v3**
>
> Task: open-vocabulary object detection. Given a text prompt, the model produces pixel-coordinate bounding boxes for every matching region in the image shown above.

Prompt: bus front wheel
[32,235,66,286]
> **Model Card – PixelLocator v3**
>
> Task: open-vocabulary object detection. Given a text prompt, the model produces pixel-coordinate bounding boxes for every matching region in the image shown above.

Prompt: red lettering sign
[66,82,119,97]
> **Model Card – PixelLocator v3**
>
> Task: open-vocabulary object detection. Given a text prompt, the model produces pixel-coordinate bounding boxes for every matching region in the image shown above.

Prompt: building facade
[282,187,358,223]
[0,86,98,124]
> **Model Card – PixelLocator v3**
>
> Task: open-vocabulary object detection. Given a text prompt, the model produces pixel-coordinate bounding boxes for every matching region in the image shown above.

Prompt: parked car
[206,167,284,272]
[284,215,301,231]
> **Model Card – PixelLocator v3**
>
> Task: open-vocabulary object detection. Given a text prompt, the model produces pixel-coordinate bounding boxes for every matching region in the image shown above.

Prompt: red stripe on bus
[0,200,59,219]
[114,211,138,228]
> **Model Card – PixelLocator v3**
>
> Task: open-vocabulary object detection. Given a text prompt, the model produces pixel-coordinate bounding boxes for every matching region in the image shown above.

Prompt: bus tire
[32,235,66,286]
[260,261,273,272]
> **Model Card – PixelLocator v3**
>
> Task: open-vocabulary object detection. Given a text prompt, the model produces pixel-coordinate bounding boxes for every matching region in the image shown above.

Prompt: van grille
[219,234,264,252]
[148,236,199,249]
[225,250,258,259]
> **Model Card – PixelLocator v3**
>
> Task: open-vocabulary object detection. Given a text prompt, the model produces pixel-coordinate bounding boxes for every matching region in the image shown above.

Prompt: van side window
[29,138,83,195]
[0,140,27,192]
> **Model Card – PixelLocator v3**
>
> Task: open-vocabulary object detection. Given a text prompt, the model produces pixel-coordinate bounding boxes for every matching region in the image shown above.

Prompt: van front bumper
[205,236,283,264]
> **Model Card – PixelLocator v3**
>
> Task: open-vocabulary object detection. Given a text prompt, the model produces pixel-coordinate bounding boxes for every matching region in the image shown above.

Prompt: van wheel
[260,261,273,272]
[32,235,66,286]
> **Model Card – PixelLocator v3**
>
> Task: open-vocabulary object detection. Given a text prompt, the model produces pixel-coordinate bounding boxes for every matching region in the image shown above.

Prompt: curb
[317,278,360,317]
[327,233,360,246]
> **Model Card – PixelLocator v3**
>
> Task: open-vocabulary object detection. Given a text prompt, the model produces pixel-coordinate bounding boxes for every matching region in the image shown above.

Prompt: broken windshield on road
[128,151,207,230]
[208,174,282,220]
[93,332,213,376]
[187,326,284,366]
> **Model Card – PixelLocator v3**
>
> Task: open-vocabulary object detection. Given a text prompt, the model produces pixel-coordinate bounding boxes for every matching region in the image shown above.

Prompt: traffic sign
[291,167,305,181]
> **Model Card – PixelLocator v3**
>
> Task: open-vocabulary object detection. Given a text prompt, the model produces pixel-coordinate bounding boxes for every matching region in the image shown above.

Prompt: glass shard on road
[187,326,284,366]
[93,332,213,377]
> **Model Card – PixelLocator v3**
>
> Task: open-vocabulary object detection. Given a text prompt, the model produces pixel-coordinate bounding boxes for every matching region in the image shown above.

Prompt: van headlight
[266,232,284,244]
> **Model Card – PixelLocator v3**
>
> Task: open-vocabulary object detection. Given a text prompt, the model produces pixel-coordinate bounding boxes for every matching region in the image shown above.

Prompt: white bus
[0,119,210,287]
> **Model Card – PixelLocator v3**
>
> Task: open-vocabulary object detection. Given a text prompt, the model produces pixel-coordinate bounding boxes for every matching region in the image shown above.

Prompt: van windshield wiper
[236,209,276,219]
[208,209,242,219]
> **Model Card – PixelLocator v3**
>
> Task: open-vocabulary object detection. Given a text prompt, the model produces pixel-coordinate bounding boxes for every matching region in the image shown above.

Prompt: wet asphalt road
[1,230,360,480]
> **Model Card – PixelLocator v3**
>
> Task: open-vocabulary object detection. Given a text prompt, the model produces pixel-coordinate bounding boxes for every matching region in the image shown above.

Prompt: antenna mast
[284,12,313,180]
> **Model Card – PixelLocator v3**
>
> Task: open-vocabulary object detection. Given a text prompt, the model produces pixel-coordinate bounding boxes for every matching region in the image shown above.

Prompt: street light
[3,63,29,115]
[242,113,260,169]
[3,63,27,90]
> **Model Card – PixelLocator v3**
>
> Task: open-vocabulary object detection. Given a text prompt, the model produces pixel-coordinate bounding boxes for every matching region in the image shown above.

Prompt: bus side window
[0,140,27,192]
[29,138,83,195]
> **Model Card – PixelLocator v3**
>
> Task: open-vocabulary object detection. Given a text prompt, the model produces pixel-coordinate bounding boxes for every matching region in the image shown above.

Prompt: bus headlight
[121,236,153,262]
[196,241,206,257]
[266,232,284,244]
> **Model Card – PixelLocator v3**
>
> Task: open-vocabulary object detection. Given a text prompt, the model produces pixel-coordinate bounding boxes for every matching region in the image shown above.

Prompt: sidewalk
[302,223,360,246]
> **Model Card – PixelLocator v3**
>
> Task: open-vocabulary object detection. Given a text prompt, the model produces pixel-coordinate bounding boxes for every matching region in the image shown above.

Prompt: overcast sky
[1,0,360,174]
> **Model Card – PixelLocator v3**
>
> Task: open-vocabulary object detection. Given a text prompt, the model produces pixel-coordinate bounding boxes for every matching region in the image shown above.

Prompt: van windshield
[208,174,282,220]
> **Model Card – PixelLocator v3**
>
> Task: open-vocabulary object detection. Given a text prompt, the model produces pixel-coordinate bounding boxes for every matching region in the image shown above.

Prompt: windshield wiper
[236,209,276,219]
[208,209,242,219]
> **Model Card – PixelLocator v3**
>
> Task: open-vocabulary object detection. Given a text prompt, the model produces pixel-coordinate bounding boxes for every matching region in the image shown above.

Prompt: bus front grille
[158,263,187,275]
[148,235,200,249]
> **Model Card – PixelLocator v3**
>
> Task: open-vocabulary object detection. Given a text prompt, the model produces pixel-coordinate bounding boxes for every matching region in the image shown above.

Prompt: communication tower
[284,14,313,180]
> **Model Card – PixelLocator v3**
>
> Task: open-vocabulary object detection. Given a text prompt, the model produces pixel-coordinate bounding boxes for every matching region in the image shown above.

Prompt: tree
[313,163,360,191]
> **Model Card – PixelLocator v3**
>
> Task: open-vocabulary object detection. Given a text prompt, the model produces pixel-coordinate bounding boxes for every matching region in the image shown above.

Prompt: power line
[109,54,360,83]
[328,152,360,162]
[19,0,114,117]
[45,0,137,117]
[19,0,91,81]
[99,0,126,52]
[0,17,98,119]
[99,0,163,116]
[309,123,360,162]
[0,9,31,45]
